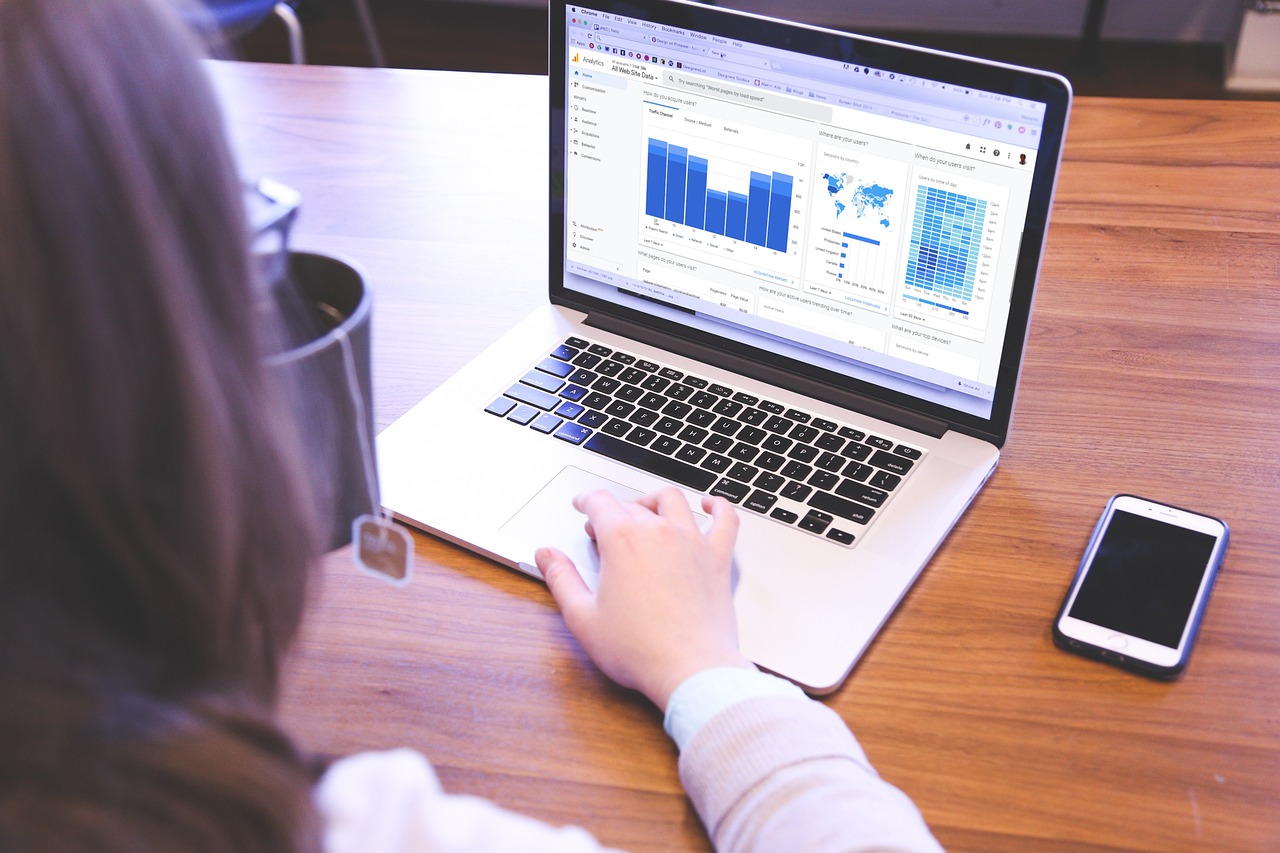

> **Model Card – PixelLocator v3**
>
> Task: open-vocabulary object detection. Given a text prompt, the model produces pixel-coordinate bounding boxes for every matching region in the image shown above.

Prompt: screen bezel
[549,0,1072,446]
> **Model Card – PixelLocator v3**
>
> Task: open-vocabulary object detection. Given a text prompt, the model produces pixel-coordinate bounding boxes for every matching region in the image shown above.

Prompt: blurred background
[234,0,1276,99]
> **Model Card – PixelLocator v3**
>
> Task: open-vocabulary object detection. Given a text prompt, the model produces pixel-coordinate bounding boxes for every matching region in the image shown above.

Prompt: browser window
[561,5,1051,420]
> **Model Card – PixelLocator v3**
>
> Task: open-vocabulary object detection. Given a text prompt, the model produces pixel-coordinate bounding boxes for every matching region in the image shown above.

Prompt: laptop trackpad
[502,466,708,592]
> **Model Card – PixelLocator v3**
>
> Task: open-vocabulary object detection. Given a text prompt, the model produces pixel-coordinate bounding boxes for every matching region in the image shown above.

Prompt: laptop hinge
[585,313,950,440]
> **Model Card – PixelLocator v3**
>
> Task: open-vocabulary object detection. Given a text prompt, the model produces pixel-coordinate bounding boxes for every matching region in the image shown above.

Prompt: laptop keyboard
[483,336,924,548]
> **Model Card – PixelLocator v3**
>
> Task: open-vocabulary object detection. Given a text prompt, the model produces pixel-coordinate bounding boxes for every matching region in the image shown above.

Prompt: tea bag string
[330,321,381,523]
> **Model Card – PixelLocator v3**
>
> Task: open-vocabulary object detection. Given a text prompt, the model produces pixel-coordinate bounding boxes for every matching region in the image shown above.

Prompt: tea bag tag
[353,513,413,586]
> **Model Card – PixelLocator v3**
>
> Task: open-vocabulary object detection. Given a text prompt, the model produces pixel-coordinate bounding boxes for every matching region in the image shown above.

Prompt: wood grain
[211,63,1280,851]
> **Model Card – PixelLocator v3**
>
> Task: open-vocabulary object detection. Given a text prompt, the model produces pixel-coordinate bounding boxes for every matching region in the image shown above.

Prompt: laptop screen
[550,0,1070,444]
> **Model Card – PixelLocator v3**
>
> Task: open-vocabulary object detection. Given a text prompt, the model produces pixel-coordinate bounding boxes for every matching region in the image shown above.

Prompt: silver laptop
[378,0,1071,693]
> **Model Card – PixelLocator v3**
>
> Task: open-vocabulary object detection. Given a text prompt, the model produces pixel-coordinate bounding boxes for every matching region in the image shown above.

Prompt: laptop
[377,0,1071,693]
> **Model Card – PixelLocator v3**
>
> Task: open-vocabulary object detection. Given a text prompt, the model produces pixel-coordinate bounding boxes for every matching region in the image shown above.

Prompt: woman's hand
[535,488,754,711]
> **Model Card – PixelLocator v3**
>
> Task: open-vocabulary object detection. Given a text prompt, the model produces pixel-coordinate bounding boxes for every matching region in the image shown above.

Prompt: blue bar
[842,231,880,247]
[725,192,748,241]
[664,145,688,225]
[685,157,708,230]
[745,171,771,247]
[766,172,793,252]
[645,138,668,218]
[705,190,727,235]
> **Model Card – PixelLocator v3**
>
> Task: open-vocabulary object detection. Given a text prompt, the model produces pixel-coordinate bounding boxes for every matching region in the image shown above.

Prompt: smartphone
[1053,494,1229,679]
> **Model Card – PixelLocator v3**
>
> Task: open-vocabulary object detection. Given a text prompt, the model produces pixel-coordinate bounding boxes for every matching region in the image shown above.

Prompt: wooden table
[212,61,1280,851]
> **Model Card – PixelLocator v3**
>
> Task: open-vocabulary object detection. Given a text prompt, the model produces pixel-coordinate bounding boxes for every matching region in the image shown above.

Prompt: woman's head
[0,0,320,701]
[0,0,325,846]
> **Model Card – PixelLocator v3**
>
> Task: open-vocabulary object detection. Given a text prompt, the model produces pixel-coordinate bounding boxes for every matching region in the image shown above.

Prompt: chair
[195,0,385,67]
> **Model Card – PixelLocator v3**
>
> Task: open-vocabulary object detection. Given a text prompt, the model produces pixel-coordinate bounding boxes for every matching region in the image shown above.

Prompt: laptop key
[843,461,873,481]
[635,359,659,373]
[865,435,894,450]
[770,507,799,524]
[815,433,845,452]
[689,391,718,408]
[838,426,866,442]
[530,413,562,434]
[659,367,683,381]
[554,423,592,445]
[603,418,631,436]
[894,445,923,460]
[591,376,621,394]
[651,436,681,455]
[809,491,876,525]
[677,424,708,444]
[826,528,856,546]
[564,336,589,350]
[816,452,844,472]
[628,409,659,427]
[661,400,692,418]
[870,470,902,491]
[812,417,838,432]
[625,426,657,446]
[653,416,682,435]
[583,433,717,491]
[704,434,734,453]
[755,451,786,472]
[710,478,750,503]
[558,384,587,401]
[869,449,914,475]
[603,400,634,418]
[835,480,889,508]
[505,383,558,411]
[781,461,812,480]
[781,481,812,501]
[579,410,608,428]
[665,383,694,401]
[587,343,612,356]
[537,357,575,378]
[743,490,777,514]
[700,454,731,474]
[619,367,646,383]
[688,409,717,427]
[572,352,602,369]
[551,344,578,361]
[710,417,741,436]
[708,383,733,397]
[808,471,839,491]
[683,375,709,389]
[754,472,785,492]
[611,352,636,365]
[596,359,624,377]
[485,396,517,418]
[842,442,873,462]
[799,510,832,534]
[676,444,707,464]
[638,392,666,410]
[555,401,584,419]
[568,368,597,385]
[507,404,538,425]
[521,370,564,394]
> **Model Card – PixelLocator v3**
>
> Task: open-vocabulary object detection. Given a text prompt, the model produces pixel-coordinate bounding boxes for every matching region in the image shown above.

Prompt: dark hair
[0,0,323,848]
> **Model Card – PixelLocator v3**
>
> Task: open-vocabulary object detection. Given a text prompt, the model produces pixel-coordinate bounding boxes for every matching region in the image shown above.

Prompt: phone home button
[1105,633,1129,650]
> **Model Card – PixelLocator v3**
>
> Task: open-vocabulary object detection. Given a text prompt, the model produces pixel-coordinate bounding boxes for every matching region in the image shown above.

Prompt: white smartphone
[1053,494,1229,679]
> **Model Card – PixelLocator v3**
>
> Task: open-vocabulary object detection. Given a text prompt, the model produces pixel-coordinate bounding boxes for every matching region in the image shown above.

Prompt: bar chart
[645,137,793,253]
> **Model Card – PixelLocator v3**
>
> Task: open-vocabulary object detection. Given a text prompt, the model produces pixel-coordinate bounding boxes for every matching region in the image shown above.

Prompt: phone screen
[1067,509,1218,649]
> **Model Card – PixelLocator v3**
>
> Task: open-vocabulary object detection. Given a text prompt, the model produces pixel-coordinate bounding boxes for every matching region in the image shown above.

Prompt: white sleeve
[315,749,625,853]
